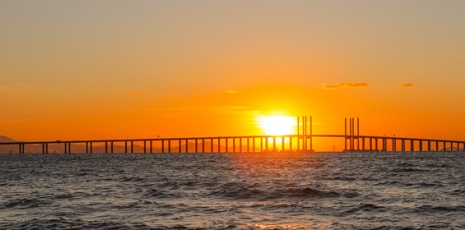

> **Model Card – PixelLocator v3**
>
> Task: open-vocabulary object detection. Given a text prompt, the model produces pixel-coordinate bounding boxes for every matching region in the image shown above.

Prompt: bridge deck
[1,134,464,154]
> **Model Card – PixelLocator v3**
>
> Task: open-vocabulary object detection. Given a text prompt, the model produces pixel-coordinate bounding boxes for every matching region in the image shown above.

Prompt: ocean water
[0,152,464,229]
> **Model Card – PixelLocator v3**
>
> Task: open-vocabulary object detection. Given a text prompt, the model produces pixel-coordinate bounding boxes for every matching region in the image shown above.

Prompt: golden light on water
[257,115,296,136]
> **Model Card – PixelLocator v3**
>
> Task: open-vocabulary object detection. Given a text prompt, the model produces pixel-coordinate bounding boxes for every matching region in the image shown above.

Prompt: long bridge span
[1,117,464,154]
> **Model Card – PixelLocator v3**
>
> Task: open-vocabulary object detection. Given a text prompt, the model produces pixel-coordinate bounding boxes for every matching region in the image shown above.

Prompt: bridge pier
[210,138,213,153]
[195,139,198,153]
[232,138,235,153]
[186,139,189,153]
[273,137,276,152]
[253,137,256,153]
[289,136,293,151]
[247,138,250,153]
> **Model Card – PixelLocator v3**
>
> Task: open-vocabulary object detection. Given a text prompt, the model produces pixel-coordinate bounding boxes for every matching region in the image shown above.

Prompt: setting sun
[258,115,296,135]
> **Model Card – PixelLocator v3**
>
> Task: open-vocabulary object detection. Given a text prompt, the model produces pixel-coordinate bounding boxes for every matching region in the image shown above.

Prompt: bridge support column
[402,139,405,152]
[273,137,276,152]
[411,140,414,152]
[265,137,269,152]
[131,141,134,153]
[240,138,243,153]
[202,139,205,153]
[143,141,147,154]
[392,139,396,152]
[428,141,431,152]
[247,138,250,153]
[289,136,293,152]
[232,138,235,153]
[210,138,213,153]
[195,139,198,153]
[281,137,285,152]
[111,142,114,154]
[419,141,423,152]
[436,141,439,152]
[253,137,256,153]
[186,139,189,153]
[150,141,153,154]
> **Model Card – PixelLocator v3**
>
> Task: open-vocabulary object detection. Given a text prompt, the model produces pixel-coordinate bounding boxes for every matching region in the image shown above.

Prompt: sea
[0,152,464,229]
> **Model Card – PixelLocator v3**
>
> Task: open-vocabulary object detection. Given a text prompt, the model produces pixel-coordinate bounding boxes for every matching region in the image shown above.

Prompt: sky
[1,0,465,149]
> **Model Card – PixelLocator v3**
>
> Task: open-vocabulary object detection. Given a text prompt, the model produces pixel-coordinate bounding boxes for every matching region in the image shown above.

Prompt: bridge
[1,117,464,154]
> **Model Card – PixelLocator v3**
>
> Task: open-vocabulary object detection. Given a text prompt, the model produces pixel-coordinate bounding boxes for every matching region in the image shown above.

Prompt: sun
[258,115,296,135]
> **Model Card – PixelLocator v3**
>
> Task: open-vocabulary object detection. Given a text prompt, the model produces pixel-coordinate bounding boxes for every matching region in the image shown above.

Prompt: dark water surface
[1,152,464,229]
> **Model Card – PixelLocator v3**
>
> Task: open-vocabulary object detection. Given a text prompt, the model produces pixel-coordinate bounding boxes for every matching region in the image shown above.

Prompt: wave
[2,198,52,209]
[0,218,156,230]
[345,203,387,214]
[208,182,353,200]
[413,205,465,213]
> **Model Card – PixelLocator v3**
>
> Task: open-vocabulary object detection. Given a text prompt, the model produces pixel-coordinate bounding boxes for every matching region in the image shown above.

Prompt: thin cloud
[161,93,182,99]
[323,82,369,89]
[133,91,149,96]
[226,89,238,94]
[0,85,19,95]
[219,105,248,111]
[398,83,415,88]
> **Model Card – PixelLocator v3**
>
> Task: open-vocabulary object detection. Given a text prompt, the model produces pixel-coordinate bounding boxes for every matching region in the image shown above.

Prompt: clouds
[398,83,415,88]
[323,82,369,89]
[226,89,238,94]
[0,84,34,95]
[322,82,416,90]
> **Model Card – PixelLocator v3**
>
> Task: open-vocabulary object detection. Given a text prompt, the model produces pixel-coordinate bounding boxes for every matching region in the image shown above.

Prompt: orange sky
[1,1,465,150]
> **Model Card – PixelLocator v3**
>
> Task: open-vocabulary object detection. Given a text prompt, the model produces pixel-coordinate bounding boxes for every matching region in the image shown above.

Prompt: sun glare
[258,115,296,135]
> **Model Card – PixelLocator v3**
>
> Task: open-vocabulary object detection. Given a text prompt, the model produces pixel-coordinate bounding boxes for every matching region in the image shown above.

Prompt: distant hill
[0,135,18,153]
[0,135,16,142]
